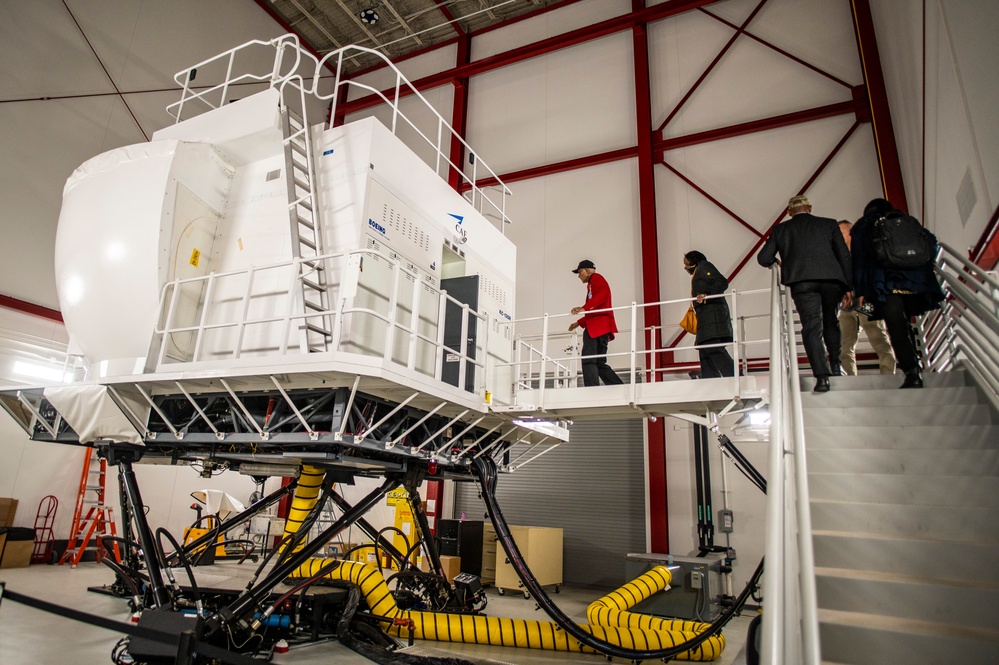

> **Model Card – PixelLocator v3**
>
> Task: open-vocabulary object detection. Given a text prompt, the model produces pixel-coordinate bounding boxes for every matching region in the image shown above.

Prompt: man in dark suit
[757,195,853,392]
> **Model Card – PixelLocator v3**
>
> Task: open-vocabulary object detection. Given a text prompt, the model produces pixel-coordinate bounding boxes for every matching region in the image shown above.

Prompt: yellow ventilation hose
[290,559,725,660]
[278,465,325,555]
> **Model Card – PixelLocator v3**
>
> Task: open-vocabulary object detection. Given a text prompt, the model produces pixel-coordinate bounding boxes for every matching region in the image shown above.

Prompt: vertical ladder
[59,448,121,567]
[282,105,332,353]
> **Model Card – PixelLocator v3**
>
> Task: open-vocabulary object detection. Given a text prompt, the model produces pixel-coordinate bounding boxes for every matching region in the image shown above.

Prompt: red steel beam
[972,203,999,270]
[851,0,907,212]
[463,147,637,192]
[633,0,669,554]
[660,161,763,238]
[0,295,63,323]
[655,98,862,156]
[448,34,472,190]
[338,0,718,116]
[698,7,853,89]
[664,122,861,350]
[656,0,768,133]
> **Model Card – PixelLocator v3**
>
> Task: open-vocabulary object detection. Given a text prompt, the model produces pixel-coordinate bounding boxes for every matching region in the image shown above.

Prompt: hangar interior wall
[0,0,995,583]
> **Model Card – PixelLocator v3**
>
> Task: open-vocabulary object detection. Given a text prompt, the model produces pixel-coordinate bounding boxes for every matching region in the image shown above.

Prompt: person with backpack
[851,198,945,388]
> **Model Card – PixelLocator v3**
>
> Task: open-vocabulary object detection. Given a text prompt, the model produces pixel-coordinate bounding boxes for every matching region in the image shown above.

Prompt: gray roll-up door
[454,419,646,588]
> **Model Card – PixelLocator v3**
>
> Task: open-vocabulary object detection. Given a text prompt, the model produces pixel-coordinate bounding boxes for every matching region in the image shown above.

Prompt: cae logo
[368,218,386,235]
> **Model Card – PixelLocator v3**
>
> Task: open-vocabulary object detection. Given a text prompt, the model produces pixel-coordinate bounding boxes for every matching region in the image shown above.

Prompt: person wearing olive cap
[569,260,624,386]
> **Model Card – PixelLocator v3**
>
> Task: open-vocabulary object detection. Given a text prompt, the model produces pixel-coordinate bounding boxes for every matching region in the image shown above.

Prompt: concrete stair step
[819,608,999,665]
[799,370,970,392]
[808,472,999,507]
[810,499,999,543]
[803,424,999,450]
[812,531,999,583]
[806,448,999,476]
[816,567,999,630]
[802,403,997,427]
[800,385,981,408]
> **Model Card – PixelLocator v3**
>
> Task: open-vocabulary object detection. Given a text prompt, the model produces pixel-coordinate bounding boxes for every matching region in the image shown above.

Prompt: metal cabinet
[493,525,562,597]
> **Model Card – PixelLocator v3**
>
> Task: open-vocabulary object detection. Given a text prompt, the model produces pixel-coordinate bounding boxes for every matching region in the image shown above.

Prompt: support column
[448,34,472,190]
[633,0,669,554]
[852,0,908,211]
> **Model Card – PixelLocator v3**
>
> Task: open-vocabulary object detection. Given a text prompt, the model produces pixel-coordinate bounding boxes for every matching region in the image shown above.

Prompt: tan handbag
[680,305,697,334]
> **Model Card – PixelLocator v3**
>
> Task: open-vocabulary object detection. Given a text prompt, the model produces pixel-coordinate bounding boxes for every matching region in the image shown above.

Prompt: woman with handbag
[683,251,735,378]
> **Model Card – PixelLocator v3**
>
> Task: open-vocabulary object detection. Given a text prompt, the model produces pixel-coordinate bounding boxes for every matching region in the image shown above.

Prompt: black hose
[156,527,202,610]
[472,455,764,661]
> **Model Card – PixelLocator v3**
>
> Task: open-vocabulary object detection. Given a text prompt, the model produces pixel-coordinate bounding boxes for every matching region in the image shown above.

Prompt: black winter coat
[757,213,852,289]
[851,211,944,320]
[691,261,733,344]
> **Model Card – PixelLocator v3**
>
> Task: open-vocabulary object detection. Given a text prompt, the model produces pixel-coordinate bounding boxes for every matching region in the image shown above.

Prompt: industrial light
[12,360,70,383]
[359,8,379,25]
[237,463,300,478]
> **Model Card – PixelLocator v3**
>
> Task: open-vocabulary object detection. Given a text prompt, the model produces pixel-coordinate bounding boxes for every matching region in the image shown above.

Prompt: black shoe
[900,370,923,389]
[814,377,831,393]
[830,363,842,376]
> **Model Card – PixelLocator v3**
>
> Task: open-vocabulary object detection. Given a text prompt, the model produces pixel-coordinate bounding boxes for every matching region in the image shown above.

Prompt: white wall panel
[467,33,637,176]
[871,0,998,249]
[503,160,640,354]
[66,0,286,91]
[471,0,630,61]
[0,97,146,308]
[0,0,116,98]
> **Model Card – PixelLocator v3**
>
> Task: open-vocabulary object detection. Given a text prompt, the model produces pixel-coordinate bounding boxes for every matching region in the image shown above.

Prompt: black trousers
[581,330,624,386]
[791,281,844,378]
[698,336,735,378]
[880,292,920,373]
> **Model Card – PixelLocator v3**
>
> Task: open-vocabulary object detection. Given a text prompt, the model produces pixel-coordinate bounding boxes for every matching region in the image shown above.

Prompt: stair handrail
[921,242,999,409]
[761,266,821,665]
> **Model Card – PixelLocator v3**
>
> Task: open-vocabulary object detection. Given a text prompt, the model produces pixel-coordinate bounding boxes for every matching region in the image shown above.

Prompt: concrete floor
[0,562,752,664]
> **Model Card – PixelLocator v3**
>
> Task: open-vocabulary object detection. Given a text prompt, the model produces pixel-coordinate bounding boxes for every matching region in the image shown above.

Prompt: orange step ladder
[59,448,121,567]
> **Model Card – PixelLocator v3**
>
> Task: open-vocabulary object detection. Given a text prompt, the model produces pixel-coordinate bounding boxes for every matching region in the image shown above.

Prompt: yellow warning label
[386,488,409,506]
[189,248,201,267]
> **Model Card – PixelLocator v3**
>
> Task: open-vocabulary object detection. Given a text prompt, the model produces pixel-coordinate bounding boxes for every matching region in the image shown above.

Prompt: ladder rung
[298,235,317,250]
[294,176,310,191]
[290,140,307,157]
[296,199,313,213]
[308,345,327,353]
[304,301,325,312]
[305,323,332,337]
[297,215,314,231]
[301,277,324,292]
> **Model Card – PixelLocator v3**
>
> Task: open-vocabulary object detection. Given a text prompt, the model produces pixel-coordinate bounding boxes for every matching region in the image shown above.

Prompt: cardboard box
[1,539,33,568]
[0,499,17,528]
[439,555,461,583]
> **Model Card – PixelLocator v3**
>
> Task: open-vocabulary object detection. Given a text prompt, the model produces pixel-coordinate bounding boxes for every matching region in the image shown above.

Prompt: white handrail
[164,35,512,233]
[920,242,999,408]
[760,266,821,665]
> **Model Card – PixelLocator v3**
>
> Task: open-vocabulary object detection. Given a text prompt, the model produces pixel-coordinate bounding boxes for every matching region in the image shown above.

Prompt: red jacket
[576,272,618,339]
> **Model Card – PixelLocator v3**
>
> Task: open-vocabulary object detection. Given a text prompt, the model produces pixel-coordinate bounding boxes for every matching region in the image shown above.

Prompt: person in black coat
[757,195,853,392]
[851,198,945,388]
[684,251,734,379]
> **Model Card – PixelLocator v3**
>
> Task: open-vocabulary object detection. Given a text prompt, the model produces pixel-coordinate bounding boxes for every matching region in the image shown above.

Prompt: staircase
[801,369,999,664]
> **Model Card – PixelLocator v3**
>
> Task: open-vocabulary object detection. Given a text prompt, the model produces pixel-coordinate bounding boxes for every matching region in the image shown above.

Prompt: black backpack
[872,212,934,270]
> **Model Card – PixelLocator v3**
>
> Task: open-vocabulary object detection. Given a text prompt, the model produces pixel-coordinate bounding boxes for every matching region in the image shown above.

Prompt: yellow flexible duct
[291,559,724,660]
[587,565,711,634]
[279,466,325,554]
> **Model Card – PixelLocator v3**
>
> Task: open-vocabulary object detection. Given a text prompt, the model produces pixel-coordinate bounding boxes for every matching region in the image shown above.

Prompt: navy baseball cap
[572,259,595,273]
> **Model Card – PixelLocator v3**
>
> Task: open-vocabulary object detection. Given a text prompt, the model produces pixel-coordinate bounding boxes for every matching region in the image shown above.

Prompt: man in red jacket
[568,260,624,386]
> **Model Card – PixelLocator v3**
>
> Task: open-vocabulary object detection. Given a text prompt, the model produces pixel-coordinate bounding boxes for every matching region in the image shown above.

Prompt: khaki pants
[838,308,896,375]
